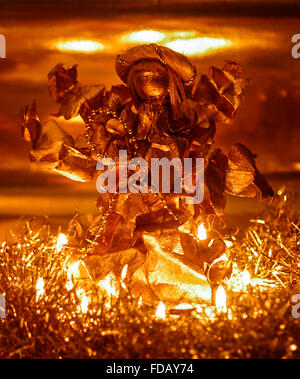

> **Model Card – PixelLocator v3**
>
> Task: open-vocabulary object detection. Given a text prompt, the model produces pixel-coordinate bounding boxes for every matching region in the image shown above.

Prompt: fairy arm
[21,64,132,182]
[21,100,97,182]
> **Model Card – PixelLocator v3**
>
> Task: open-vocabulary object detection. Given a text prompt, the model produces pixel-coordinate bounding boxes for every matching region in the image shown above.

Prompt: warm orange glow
[211,254,228,268]
[55,39,105,53]
[216,285,227,313]
[57,115,84,124]
[165,37,231,56]
[76,288,89,314]
[121,264,128,281]
[121,264,128,290]
[172,31,197,39]
[36,277,45,301]
[293,162,300,171]
[197,223,207,240]
[56,233,68,253]
[174,303,194,310]
[224,240,233,248]
[204,306,215,320]
[52,169,90,182]
[155,301,166,320]
[65,261,80,290]
[121,30,231,56]
[98,273,119,308]
[228,265,276,292]
[122,30,165,43]
[64,258,91,292]
[252,278,276,288]
[227,267,251,292]
[241,270,251,289]
[138,296,143,308]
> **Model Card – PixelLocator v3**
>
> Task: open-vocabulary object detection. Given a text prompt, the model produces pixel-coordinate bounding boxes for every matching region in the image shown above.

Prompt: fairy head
[115,44,196,119]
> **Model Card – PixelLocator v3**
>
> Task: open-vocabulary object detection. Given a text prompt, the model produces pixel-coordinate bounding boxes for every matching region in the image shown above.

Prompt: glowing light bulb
[165,37,231,56]
[241,270,251,290]
[121,264,128,290]
[138,296,143,308]
[36,277,45,301]
[56,233,68,252]
[98,273,119,308]
[121,264,128,281]
[76,289,89,314]
[55,40,105,53]
[174,303,194,310]
[216,285,227,313]
[155,301,166,320]
[197,224,207,240]
[123,30,165,43]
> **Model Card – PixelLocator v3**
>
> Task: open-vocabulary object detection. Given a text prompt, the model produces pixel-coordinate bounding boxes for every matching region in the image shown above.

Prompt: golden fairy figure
[21,44,273,287]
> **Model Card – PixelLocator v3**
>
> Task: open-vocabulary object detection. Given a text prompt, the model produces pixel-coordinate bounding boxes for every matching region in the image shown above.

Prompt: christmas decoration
[0,196,299,358]
[20,44,274,303]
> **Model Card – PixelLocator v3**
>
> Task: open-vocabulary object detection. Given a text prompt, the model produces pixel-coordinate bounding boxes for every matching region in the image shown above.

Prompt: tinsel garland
[0,195,299,359]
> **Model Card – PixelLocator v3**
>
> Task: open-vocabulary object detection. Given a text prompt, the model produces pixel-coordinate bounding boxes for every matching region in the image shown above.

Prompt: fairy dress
[21,44,273,294]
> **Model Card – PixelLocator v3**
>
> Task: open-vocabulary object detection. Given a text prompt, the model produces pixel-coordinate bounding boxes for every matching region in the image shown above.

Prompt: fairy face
[127,61,169,102]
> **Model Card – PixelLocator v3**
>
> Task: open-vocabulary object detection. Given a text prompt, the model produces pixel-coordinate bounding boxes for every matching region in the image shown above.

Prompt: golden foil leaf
[48,64,78,102]
[226,143,274,199]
